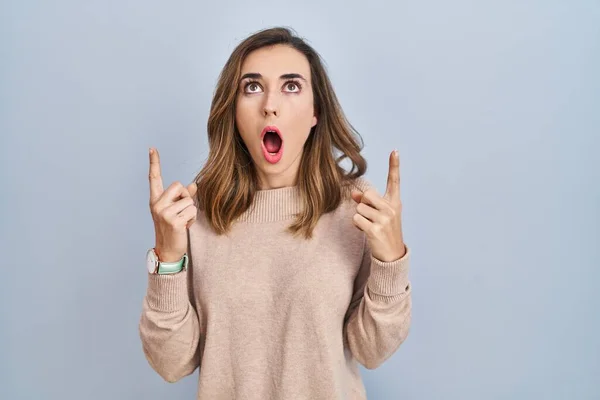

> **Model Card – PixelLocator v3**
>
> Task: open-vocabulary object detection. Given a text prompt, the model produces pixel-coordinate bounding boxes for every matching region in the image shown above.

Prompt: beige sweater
[139,177,412,399]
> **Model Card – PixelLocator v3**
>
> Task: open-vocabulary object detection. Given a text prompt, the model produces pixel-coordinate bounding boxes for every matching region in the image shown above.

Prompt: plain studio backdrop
[1,1,598,399]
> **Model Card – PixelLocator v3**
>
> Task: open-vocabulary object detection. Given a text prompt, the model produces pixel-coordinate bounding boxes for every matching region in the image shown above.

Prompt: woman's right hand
[148,147,198,262]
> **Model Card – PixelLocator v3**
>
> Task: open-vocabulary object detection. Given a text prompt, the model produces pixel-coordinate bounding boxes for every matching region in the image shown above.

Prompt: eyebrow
[239,72,308,82]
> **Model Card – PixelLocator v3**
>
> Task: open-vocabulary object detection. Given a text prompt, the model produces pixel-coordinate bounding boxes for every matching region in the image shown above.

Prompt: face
[235,44,318,190]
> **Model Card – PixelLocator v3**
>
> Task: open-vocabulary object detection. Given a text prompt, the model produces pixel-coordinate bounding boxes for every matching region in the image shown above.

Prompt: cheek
[287,103,314,147]
[235,99,248,125]
[290,98,315,127]
[235,100,254,135]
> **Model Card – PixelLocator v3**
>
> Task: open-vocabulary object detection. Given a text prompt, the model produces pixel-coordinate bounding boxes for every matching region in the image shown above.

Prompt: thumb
[187,182,198,198]
[351,190,363,203]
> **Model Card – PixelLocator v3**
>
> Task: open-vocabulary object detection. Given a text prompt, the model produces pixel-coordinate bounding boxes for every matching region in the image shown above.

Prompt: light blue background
[1,1,598,399]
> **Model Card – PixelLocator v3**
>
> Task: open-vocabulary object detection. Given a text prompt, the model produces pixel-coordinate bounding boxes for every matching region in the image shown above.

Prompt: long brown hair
[195,26,367,239]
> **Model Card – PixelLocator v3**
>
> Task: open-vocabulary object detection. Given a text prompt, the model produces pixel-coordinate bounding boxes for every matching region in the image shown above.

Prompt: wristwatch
[146,248,188,275]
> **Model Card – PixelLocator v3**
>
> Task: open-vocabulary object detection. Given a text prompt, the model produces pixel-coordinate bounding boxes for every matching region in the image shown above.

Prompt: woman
[140,26,411,399]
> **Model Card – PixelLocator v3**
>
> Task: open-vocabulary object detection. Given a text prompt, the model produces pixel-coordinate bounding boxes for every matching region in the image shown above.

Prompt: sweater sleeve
[138,266,203,382]
[343,236,412,369]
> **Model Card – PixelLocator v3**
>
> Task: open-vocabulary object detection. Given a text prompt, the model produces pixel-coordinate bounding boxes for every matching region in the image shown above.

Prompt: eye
[283,80,302,93]
[244,81,262,94]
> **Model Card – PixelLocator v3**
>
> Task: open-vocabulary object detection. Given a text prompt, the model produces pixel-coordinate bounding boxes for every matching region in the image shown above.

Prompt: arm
[139,266,203,382]
[343,237,412,369]
[142,147,203,382]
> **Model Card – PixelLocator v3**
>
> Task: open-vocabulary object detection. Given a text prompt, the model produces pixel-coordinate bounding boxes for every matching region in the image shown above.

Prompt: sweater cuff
[368,246,411,297]
[145,270,189,312]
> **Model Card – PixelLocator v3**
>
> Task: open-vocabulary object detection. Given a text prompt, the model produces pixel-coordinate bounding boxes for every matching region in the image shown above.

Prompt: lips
[260,125,284,164]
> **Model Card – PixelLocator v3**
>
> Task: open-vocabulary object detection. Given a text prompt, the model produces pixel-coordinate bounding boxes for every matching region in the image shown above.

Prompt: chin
[258,158,289,174]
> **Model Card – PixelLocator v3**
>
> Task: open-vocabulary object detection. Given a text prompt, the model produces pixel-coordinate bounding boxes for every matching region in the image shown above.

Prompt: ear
[311,114,317,128]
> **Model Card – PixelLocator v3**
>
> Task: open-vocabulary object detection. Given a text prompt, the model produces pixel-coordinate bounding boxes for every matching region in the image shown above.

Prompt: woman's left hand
[352,150,406,262]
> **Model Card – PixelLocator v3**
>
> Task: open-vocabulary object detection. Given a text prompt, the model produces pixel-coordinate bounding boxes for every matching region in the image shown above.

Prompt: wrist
[373,243,407,263]
[147,248,188,275]
[154,247,184,263]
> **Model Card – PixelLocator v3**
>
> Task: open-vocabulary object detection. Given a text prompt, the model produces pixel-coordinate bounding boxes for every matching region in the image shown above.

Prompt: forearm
[344,249,412,369]
[139,271,202,382]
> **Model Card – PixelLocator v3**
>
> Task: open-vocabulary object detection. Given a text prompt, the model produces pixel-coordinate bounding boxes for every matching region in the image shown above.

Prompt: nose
[263,92,279,117]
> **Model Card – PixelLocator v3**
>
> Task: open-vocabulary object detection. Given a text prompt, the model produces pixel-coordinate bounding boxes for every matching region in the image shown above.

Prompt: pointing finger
[149,147,164,203]
[384,150,400,201]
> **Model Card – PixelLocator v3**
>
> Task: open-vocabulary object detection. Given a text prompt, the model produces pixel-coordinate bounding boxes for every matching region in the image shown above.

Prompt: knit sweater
[139,177,412,399]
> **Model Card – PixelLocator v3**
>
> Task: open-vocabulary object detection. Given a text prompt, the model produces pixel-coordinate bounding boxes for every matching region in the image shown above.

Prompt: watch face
[146,248,158,273]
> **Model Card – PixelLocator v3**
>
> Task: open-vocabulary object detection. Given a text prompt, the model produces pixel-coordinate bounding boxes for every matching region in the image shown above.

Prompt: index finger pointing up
[149,147,164,202]
[384,150,401,201]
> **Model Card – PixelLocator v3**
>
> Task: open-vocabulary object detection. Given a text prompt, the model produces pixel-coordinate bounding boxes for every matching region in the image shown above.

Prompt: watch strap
[157,253,187,274]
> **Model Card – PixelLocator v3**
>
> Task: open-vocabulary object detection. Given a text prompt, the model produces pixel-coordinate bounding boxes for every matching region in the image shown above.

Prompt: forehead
[241,44,311,78]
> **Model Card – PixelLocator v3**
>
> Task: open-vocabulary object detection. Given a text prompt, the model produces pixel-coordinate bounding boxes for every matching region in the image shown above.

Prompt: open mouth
[260,126,284,164]
[263,130,282,154]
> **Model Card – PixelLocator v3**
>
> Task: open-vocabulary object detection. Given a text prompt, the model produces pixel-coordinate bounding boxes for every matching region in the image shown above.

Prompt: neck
[256,173,297,190]
[255,154,302,190]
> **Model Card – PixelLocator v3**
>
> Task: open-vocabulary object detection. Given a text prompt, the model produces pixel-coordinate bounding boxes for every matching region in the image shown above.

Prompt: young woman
[140,26,411,399]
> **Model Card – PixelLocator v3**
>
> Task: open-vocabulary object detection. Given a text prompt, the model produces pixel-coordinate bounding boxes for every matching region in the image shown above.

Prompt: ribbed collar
[237,185,303,223]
